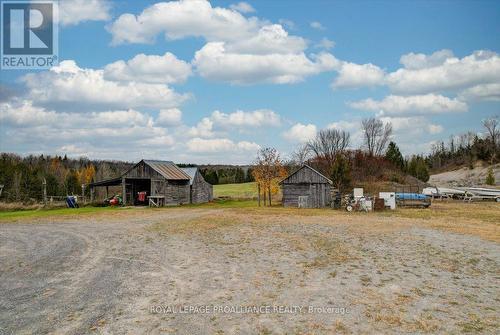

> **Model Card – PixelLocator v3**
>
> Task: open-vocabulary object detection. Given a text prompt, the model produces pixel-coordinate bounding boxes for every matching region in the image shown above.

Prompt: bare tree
[361,117,392,156]
[307,128,350,166]
[483,116,500,149]
[290,144,311,166]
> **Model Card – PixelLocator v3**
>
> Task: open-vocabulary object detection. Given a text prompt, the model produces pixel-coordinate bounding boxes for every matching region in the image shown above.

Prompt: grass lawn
[213,182,257,199]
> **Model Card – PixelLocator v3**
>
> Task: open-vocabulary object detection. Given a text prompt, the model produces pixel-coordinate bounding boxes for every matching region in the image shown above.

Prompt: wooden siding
[281,165,331,185]
[282,183,331,208]
[165,181,190,205]
[123,161,190,205]
[123,161,164,180]
[191,170,213,204]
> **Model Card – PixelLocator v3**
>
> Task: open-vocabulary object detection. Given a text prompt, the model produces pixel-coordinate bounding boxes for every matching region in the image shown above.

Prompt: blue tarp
[66,196,78,208]
[396,193,429,200]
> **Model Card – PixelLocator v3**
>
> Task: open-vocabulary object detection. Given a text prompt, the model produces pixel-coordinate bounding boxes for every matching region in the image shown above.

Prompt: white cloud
[103,52,192,84]
[186,109,281,137]
[310,21,325,30]
[458,83,500,102]
[0,100,179,159]
[282,123,317,143]
[156,108,183,126]
[193,42,338,84]
[399,49,454,70]
[59,0,111,26]
[21,60,189,111]
[387,50,500,94]
[315,37,335,50]
[349,94,467,116]
[332,62,385,88]
[224,24,307,55]
[107,0,263,45]
[230,2,255,13]
[108,0,339,85]
[188,117,215,138]
[327,120,359,131]
[210,109,281,127]
[186,138,260,153]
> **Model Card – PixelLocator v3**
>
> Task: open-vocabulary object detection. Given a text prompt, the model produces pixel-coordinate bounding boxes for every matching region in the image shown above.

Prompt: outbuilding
[180,167,214,204]
[90,160,193,206]
[280,165,333,208]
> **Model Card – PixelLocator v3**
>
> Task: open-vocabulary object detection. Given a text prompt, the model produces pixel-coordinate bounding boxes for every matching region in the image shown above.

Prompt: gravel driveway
[0,208,498,334]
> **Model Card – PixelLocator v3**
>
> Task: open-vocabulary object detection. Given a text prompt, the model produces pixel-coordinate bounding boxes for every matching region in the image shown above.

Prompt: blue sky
[1,0,499,164]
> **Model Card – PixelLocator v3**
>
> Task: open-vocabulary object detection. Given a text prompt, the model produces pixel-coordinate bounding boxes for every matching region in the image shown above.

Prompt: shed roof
[142,160,191,180]
[180,167,198,185]
[279,165,333,185]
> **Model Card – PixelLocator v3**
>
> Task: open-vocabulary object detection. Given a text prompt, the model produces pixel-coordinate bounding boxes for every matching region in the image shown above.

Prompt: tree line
[0,154,131,202]
[252,115,499,202]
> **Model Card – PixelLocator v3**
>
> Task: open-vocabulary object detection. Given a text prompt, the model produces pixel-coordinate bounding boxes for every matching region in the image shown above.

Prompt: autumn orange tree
[252,147,287,206]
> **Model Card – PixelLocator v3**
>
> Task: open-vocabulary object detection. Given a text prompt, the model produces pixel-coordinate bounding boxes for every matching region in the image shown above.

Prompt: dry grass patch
[149,213,239,235]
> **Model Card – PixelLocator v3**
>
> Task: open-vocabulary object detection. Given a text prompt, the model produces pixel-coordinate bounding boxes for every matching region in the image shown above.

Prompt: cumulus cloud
[186,138,260,153]
[230,2,255,13]
[21,60,189,111]
[399,49,454,70]
[210,109,281,127]
[282,123,317,143]
[188,117,215,138]
[224,24,307,55]
[187,109,281,137]
[387,50,500,94]
[349,94,467,116]
[103,52,192,84]
[378,116,444,136]
[156,108,183,126]
[0,100,179,159]
[458,83,500,102]
[332,62,385,88]
[107,0,263,45]
[108,0,338,85]
[193,42,338,84]
[59,0,111,26]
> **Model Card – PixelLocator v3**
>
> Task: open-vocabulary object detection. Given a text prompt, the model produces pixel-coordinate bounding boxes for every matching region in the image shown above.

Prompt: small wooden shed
[90,159,191,206]
[280,165,333,208]
[180,167,213,204]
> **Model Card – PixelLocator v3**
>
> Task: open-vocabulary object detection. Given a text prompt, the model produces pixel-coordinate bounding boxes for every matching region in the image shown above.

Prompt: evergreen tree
[486,167,495,185]
[330,154,351,192]
[385,141,404,170]
[407,156,430,182]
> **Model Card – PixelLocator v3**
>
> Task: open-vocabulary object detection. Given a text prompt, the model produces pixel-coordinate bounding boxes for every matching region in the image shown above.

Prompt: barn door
[151,180,165,196]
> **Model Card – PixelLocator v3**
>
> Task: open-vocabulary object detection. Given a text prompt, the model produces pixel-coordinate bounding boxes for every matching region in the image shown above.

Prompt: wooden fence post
[258,183,261,207]
[42,178,47,206]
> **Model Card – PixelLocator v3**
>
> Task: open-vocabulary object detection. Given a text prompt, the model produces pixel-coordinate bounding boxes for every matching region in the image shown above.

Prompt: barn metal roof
[180,167,198,185]
[143,160,191,180]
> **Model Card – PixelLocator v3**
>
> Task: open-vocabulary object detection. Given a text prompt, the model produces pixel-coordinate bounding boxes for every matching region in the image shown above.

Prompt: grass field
[213,181,257,199]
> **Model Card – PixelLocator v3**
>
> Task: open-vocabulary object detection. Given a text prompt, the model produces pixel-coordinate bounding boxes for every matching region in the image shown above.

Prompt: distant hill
[429,162,499,187]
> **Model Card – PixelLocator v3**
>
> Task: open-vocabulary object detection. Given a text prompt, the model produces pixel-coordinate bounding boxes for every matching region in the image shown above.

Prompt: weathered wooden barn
[280,165,333,208]
[180,167,214,204]
[90,160,196,206]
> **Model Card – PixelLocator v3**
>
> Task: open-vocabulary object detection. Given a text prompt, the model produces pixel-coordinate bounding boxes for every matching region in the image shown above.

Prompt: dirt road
[0,208,498,334]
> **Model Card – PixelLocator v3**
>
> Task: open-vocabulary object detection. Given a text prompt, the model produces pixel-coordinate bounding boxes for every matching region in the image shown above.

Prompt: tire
[346,205,353,212]
[496,197,500,203]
